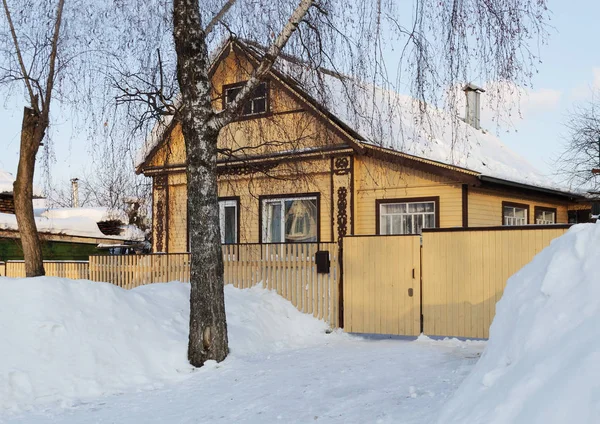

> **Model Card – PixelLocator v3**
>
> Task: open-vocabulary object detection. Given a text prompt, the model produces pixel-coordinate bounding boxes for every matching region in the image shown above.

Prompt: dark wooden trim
[375,196,440,235]
[218,196,241,244]
[151,181,156,252]
[502,201,530,225]
[165,177,170,253]
[330,158,335,241]
[533,206,558,224]
[422,224,572,233]
[462,184,469,228]
[258,192,321,243]
[350,156,355,235]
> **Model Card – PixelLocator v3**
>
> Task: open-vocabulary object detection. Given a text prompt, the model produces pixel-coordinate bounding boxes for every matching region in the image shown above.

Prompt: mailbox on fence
[315,250,330,274]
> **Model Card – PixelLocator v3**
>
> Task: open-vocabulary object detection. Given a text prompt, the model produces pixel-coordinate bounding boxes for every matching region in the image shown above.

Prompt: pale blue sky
[0,0,598,191]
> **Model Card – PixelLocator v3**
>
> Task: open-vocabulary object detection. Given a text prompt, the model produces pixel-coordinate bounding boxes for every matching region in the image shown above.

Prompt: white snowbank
[438,223,600,424]
[0,278,338,411]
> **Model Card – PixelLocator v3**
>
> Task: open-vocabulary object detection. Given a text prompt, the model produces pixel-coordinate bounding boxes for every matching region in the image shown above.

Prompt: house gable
[139,40,359,175]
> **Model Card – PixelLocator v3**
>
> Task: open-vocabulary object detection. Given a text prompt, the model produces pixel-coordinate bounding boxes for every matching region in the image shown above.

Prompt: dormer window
[224,81,268,117]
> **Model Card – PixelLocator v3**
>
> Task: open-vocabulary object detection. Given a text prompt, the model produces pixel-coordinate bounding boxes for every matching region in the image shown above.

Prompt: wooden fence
[343,235,422,336]
[88,243,340,327]
[0,261,5,277]
[3,260,89,279]
[421,226,569,338]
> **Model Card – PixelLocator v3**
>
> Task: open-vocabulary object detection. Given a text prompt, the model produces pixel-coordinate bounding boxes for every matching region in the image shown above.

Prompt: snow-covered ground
[0,277,484,424]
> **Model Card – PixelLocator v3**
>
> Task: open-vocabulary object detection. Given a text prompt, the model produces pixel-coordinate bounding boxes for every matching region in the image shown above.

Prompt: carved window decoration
[337,187,348,242]
[334,157,351,175]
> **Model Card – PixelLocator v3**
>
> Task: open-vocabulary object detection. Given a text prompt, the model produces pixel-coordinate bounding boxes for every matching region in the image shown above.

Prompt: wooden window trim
[258,192,321,243]
[375,196,440,235]
[502,201,530,225]
[218,196,241,244]
[534,206,558,225]
[221,80,270,121]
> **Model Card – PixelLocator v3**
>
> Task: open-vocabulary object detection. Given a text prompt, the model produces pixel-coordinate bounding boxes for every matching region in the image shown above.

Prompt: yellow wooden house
[137,39,587,253]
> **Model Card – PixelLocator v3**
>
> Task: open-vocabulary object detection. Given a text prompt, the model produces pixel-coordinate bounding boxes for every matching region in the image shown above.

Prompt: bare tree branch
[205,0,237,36]
[1,0,38,111]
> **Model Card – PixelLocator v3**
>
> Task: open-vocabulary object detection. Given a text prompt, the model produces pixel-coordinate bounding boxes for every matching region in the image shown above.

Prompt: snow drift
[0,278,336,411]
[438,223,600,424]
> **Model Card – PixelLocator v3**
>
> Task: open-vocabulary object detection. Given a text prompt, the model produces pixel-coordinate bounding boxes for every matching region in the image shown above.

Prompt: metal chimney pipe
[71,178,79,208]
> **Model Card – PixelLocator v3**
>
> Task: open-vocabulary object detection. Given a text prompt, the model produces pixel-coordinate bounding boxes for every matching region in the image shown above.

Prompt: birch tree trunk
[173,0,228,366]
[13,107,45,277]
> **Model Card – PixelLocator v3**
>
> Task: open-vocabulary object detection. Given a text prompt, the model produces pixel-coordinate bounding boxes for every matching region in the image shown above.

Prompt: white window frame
[224,82,268,116]
[219,199,238,244]
[262,195,318,243]
[535,208,556,225]
[379,200,437,235]
[503,204,528,226]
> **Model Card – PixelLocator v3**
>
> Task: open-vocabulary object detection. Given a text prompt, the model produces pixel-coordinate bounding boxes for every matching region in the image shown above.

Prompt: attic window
[224,81,268,117]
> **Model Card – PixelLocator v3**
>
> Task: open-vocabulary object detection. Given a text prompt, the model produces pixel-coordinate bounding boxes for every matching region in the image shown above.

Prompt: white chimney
[71,178,79,208]
[463,83,485,130]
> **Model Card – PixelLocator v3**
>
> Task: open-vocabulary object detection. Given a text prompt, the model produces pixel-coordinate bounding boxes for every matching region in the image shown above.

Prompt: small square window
[224,81,268,117]
[535,207,556,224]
[502,203,528,226]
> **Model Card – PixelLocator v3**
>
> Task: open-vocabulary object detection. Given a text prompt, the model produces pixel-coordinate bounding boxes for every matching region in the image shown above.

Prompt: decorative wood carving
[155,199,165,252]
[333,157,351,175]
[337,186,348,242]
[218,163,279,176]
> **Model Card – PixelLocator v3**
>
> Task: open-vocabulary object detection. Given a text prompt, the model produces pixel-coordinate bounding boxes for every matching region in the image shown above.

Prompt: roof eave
[478,175,584,200]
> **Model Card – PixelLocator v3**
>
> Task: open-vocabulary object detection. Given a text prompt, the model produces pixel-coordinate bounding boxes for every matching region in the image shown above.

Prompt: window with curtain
[262,196,318,243]
[379,200,436,234]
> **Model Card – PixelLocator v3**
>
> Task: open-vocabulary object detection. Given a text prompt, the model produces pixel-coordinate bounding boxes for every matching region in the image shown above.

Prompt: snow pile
[438,223,600,424]
[225,285,335,355]
[0,278,337,411]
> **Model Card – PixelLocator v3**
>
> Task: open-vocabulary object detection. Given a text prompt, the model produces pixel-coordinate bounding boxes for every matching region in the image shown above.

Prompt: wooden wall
[353,156,463,234]
[468,187,569,226]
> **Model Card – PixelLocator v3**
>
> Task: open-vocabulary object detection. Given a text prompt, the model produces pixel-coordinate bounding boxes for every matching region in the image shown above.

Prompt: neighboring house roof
[0,207,145,241]
[0,169,44,197]
[138,38,580,199]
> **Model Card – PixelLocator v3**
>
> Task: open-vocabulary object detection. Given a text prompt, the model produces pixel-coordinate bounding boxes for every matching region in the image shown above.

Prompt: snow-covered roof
[0,168,44,197]
[138,39,574,194]
[0,207,144,241]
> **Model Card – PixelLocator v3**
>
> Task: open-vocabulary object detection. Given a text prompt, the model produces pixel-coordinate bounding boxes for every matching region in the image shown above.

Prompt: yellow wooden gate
[343,235,421,336]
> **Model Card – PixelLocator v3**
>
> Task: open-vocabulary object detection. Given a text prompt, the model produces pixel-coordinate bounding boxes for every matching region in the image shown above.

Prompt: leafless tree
[556,93,600,192]
[0,0,67,276]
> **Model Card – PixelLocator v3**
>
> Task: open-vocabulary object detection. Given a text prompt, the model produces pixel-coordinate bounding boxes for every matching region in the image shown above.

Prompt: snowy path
[3,336,484,424]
